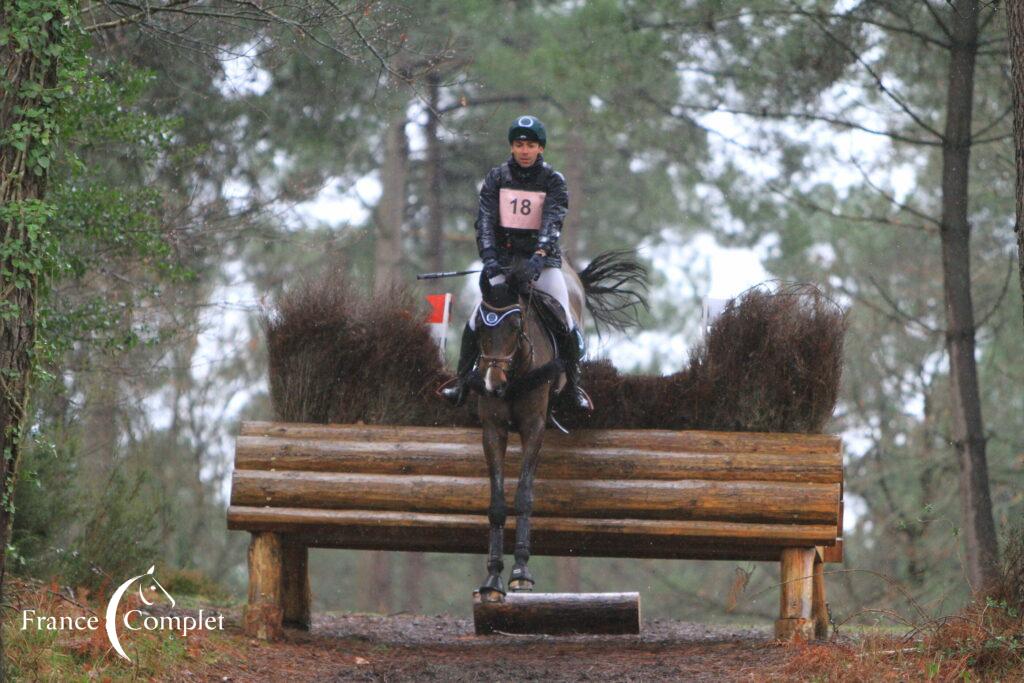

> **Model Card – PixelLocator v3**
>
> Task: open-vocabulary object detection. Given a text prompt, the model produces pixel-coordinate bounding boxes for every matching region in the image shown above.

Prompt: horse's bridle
[477,301,534,376]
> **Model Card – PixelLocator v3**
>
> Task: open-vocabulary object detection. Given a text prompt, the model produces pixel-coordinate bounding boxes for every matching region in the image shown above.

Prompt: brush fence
[228,421,843,641]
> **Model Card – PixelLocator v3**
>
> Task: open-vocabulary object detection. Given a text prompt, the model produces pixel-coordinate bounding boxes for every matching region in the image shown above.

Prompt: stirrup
[435,376,467,406]
[569,385,593,412]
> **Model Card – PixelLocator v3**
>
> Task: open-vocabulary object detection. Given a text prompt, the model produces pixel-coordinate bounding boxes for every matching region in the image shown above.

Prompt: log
[227,506,839,558]
[239,422,841,457]
[812,556,829,639]
[472,591,640,635]
[775,547,815,642]
[281,544,311,630]
[235,435,842,483]
[243,532,284,640]
[230,471,840,525]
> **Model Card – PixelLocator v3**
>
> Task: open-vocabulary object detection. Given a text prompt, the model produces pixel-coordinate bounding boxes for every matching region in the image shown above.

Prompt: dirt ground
[200,611,816,682]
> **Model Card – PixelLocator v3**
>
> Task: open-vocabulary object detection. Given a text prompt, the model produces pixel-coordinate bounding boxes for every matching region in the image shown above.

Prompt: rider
[439,115,593,412]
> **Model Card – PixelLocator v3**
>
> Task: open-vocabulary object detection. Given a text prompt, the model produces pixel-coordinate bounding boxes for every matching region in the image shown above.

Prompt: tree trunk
[374,111,410,292]
[425,73,446,274]
[0,4,67,672]
[940,0,999,591]
[1008,0,1024,322]
[563,113,586,260]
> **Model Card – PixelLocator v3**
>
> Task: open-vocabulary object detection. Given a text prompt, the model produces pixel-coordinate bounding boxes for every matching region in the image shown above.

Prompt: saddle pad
[499,188,545,230]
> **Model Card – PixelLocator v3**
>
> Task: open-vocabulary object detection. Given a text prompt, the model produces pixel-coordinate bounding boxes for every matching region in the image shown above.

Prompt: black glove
[482,257,502,281]
[525,253,545,282]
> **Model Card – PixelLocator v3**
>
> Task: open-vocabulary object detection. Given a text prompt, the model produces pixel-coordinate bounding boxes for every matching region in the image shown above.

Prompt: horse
[471,250,648,601]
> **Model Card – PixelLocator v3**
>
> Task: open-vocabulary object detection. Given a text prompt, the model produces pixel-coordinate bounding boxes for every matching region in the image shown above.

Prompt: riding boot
[558,326,594,412]
[438,322,478,407]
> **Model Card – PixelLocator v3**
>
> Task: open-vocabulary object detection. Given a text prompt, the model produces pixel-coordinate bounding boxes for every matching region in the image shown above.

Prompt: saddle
[521,287,570,340]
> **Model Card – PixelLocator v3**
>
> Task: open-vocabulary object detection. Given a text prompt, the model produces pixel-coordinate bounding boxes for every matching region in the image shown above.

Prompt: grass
[3,575,245,681]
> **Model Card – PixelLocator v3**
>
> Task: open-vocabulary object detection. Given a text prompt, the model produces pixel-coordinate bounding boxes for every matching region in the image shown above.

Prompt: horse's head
[477,276,527,398]
[138,565,176,609]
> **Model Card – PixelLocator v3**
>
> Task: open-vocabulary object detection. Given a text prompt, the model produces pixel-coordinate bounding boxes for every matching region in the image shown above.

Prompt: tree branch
[848,157,942,229]
[661,99,942,147]
[792,1,945,141]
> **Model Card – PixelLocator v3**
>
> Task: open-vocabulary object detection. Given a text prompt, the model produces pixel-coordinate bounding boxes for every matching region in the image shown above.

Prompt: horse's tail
[577,249,650,335]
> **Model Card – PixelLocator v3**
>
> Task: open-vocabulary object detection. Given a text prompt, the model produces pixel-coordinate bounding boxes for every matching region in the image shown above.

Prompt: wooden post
[473,591,640,635]
[282,543,311,630]
[775,547,815,641]
[243,532,284,640]
[812,552,829,639]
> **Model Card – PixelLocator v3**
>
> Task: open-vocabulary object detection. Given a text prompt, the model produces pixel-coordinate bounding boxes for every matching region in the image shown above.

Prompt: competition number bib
[499,188,545,230]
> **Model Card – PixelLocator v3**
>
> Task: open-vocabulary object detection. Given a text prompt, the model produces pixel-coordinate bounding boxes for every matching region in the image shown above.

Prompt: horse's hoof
[508,566,534,592]
[479,587,505,603]
[480,573,506,600]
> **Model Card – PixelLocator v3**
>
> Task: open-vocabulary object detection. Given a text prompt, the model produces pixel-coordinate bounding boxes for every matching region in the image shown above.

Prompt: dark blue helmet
[507,115,547,146]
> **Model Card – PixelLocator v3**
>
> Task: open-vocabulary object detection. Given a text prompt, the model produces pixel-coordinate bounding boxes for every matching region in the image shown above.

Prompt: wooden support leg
[775,547,815,642]
[243,532,284,641]
[282,543,311,630]
[812,553,829,639]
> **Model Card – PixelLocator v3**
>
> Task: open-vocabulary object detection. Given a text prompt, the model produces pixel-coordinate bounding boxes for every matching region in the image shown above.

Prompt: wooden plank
[473,592,640,635]
[235,435,842,483]
[226,507,839,559]
[239,421,842,456]
[822,540,843,563]
[230,471,840,525]
[289,529,790,561]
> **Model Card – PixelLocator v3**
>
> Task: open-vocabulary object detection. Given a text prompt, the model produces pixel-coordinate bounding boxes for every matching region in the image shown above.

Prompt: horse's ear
[507,262,524,291]
[147,565,155,574]
[479,270,491,299]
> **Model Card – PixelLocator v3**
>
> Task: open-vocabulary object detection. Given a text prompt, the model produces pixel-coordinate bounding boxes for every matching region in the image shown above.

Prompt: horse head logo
[105,565,175,662]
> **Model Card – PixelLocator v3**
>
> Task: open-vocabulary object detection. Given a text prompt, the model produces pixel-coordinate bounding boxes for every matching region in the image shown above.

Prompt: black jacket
[475,155,568,268]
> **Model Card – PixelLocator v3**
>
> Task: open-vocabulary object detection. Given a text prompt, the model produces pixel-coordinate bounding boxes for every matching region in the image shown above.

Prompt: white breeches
[468,267,574,331]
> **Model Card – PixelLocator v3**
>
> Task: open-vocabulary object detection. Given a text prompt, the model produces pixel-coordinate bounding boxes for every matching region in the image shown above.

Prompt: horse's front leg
[509,413,547,592]
[479,418,509,602]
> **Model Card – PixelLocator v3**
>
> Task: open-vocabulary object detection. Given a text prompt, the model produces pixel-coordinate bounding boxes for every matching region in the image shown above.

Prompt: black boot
[438,322,479,407]
[557,326,593,412]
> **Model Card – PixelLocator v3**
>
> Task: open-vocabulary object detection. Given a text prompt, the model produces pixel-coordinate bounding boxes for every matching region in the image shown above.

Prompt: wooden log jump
[227,421,844,642]
[472,591,641,635]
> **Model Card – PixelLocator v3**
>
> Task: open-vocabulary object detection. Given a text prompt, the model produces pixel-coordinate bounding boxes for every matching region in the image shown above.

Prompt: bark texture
[1009,0,1024,321]
[940,0,999,591]
[0,2,65,671]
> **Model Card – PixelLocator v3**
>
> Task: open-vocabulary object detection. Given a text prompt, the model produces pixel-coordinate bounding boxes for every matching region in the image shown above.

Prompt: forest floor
[195,608,984,683]
[8,577,1021,682]
[203,610,790,682]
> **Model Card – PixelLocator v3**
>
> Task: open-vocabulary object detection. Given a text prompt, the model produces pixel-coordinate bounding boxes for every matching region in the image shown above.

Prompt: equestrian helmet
[508,115,547,146]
